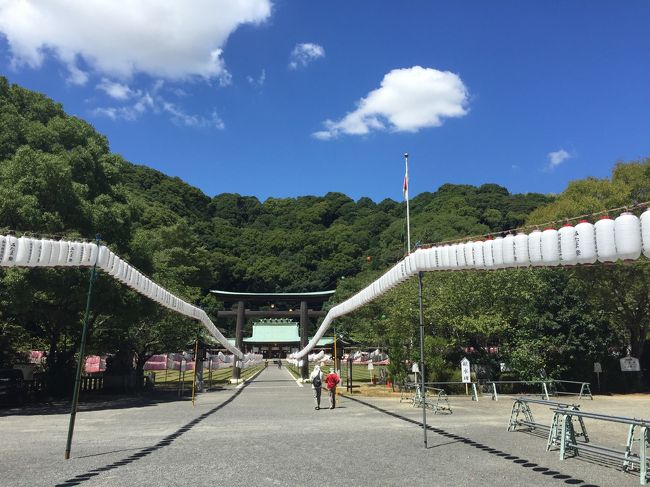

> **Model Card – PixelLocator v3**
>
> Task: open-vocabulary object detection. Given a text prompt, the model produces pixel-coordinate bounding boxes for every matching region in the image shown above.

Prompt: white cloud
[67,64,89,85]
[247,69,266,87]
[313,66,469,139]
[289,43,325,70]
[0,1,272,83]
[93,83,223,129]
[97,78,139,100]
[547,149,571,170]
[162,101,224,129]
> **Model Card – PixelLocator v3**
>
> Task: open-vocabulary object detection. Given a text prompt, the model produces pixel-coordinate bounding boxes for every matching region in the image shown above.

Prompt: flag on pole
[403,152,411,253]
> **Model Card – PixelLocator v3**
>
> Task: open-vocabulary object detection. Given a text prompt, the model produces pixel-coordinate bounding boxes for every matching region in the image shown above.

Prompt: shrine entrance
[211,290,335,380]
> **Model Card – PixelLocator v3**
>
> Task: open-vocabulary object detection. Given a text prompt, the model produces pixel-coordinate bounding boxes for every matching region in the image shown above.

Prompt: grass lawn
[151,364,264,390]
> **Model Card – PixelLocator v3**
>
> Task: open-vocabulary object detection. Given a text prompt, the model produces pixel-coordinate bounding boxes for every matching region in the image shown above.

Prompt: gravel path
[1,366,647,486]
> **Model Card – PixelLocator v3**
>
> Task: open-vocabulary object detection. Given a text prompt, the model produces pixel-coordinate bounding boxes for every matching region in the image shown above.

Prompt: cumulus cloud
[546,149,571,170]
[289,43,325,70]
[313,66,469,140]
[0,1,272,83]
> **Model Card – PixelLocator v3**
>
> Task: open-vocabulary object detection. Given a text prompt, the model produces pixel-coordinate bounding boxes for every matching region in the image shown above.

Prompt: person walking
[310,363,324,410]
[325,367,340,409]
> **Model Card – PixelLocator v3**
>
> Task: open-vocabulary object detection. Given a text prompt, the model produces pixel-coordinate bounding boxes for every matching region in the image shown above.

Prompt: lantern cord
[429,200,650,246]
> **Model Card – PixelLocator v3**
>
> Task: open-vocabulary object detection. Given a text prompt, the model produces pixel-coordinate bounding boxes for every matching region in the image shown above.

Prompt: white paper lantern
[97,247,110,269]
[514,233,529,267]
[595,216,617,262]
[574,221,597,264]
[456,243,467,269]
[403,254,417,277]
[110,257,121,276]
[641,209,650,258]
[423,248,436,270]
[614,212,642,261]
[119,263,129,282]
[527,230,543,266]
[441,245,450,269]
[483,239,495,269]
[558,224,578,266]
[2,235,18,266]
[66,242,82,266]
[128,269,137,287]
[47,241,60,266]
[57,241,69,266]
[434,247,443,269]
[85,243,99,266]
[541,228,560,266]
[472,241,484,269]
[448,244,459,269]
[492,236,504,268]
[28,239,42,266]
[37,239,52,266]
[15,236,34,266]
[463,242,475,268]
[502,234,516,267]
[414,248,427,271]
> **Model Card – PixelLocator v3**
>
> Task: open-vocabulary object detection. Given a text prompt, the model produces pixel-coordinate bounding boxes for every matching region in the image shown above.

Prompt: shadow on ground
[344,395,605,487]
[0,387,228,417]
[52,382,248,487]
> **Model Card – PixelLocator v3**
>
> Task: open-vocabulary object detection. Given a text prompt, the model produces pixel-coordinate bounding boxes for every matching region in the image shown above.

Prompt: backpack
[312,373,322,388]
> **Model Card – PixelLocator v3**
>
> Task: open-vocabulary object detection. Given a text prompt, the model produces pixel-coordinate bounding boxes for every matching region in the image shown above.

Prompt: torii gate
[211,290,335,380]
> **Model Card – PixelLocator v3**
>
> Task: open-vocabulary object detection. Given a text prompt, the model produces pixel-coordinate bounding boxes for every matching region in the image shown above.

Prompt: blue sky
[0,1,648,202]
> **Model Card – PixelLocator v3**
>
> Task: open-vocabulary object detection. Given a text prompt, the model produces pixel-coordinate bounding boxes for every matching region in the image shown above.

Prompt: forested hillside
[1,77,647,392]
[0,75,551,295]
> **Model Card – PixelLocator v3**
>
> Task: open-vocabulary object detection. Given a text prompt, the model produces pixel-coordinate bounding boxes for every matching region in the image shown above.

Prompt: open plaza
[2,365,648,487]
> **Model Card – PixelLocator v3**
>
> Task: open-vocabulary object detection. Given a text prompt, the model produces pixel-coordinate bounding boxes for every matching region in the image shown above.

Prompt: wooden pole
[191,339,198,406]
[65,236,100,460]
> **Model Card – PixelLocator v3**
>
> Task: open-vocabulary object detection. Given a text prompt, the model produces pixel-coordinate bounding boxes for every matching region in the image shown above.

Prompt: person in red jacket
[324,367,340,409]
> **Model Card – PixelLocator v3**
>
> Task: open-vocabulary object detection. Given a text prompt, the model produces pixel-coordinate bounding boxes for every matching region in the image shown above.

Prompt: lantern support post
[418,269,428,448]
[65,235,100,460]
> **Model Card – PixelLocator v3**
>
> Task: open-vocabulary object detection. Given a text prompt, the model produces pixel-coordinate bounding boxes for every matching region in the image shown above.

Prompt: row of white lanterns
[292,210,650,359]
[0,235,242,358]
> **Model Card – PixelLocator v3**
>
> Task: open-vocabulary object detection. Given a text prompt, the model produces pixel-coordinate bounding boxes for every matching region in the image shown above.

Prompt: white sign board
[620,356,640,372]
[367,360,374,370]
[180,359,187,372]
[593,362,602,373]
[461,357,471,383]
[411,362,420,374]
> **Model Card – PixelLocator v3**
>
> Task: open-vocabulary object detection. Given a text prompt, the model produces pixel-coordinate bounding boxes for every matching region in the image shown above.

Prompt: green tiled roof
[312,337,334,346]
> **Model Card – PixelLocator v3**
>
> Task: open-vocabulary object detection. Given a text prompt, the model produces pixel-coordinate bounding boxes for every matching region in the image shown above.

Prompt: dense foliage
[0,77,647,393]
[337,161,650,390]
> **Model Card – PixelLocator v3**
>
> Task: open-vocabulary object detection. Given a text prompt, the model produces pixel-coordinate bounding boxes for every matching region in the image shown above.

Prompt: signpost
[594,362,602,392]
[620,356,640,372]
[461,357,471,395]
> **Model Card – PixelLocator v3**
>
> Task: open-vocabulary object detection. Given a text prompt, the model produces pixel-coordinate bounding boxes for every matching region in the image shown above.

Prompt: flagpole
[404,152,411,254]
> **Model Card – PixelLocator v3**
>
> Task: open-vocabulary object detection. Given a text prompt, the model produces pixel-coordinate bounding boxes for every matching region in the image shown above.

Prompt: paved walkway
[1,366,646,486]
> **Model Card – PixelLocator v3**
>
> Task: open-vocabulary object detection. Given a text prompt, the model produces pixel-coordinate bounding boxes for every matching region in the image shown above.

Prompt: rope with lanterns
[290,204,650,360]
[0,235,243,358]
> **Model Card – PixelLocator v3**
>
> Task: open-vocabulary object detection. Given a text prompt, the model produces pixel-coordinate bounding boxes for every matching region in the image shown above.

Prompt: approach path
[1,366,643,486]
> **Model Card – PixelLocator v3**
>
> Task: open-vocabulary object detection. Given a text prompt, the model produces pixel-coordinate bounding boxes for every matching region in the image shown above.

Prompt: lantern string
[428,200,650,246]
